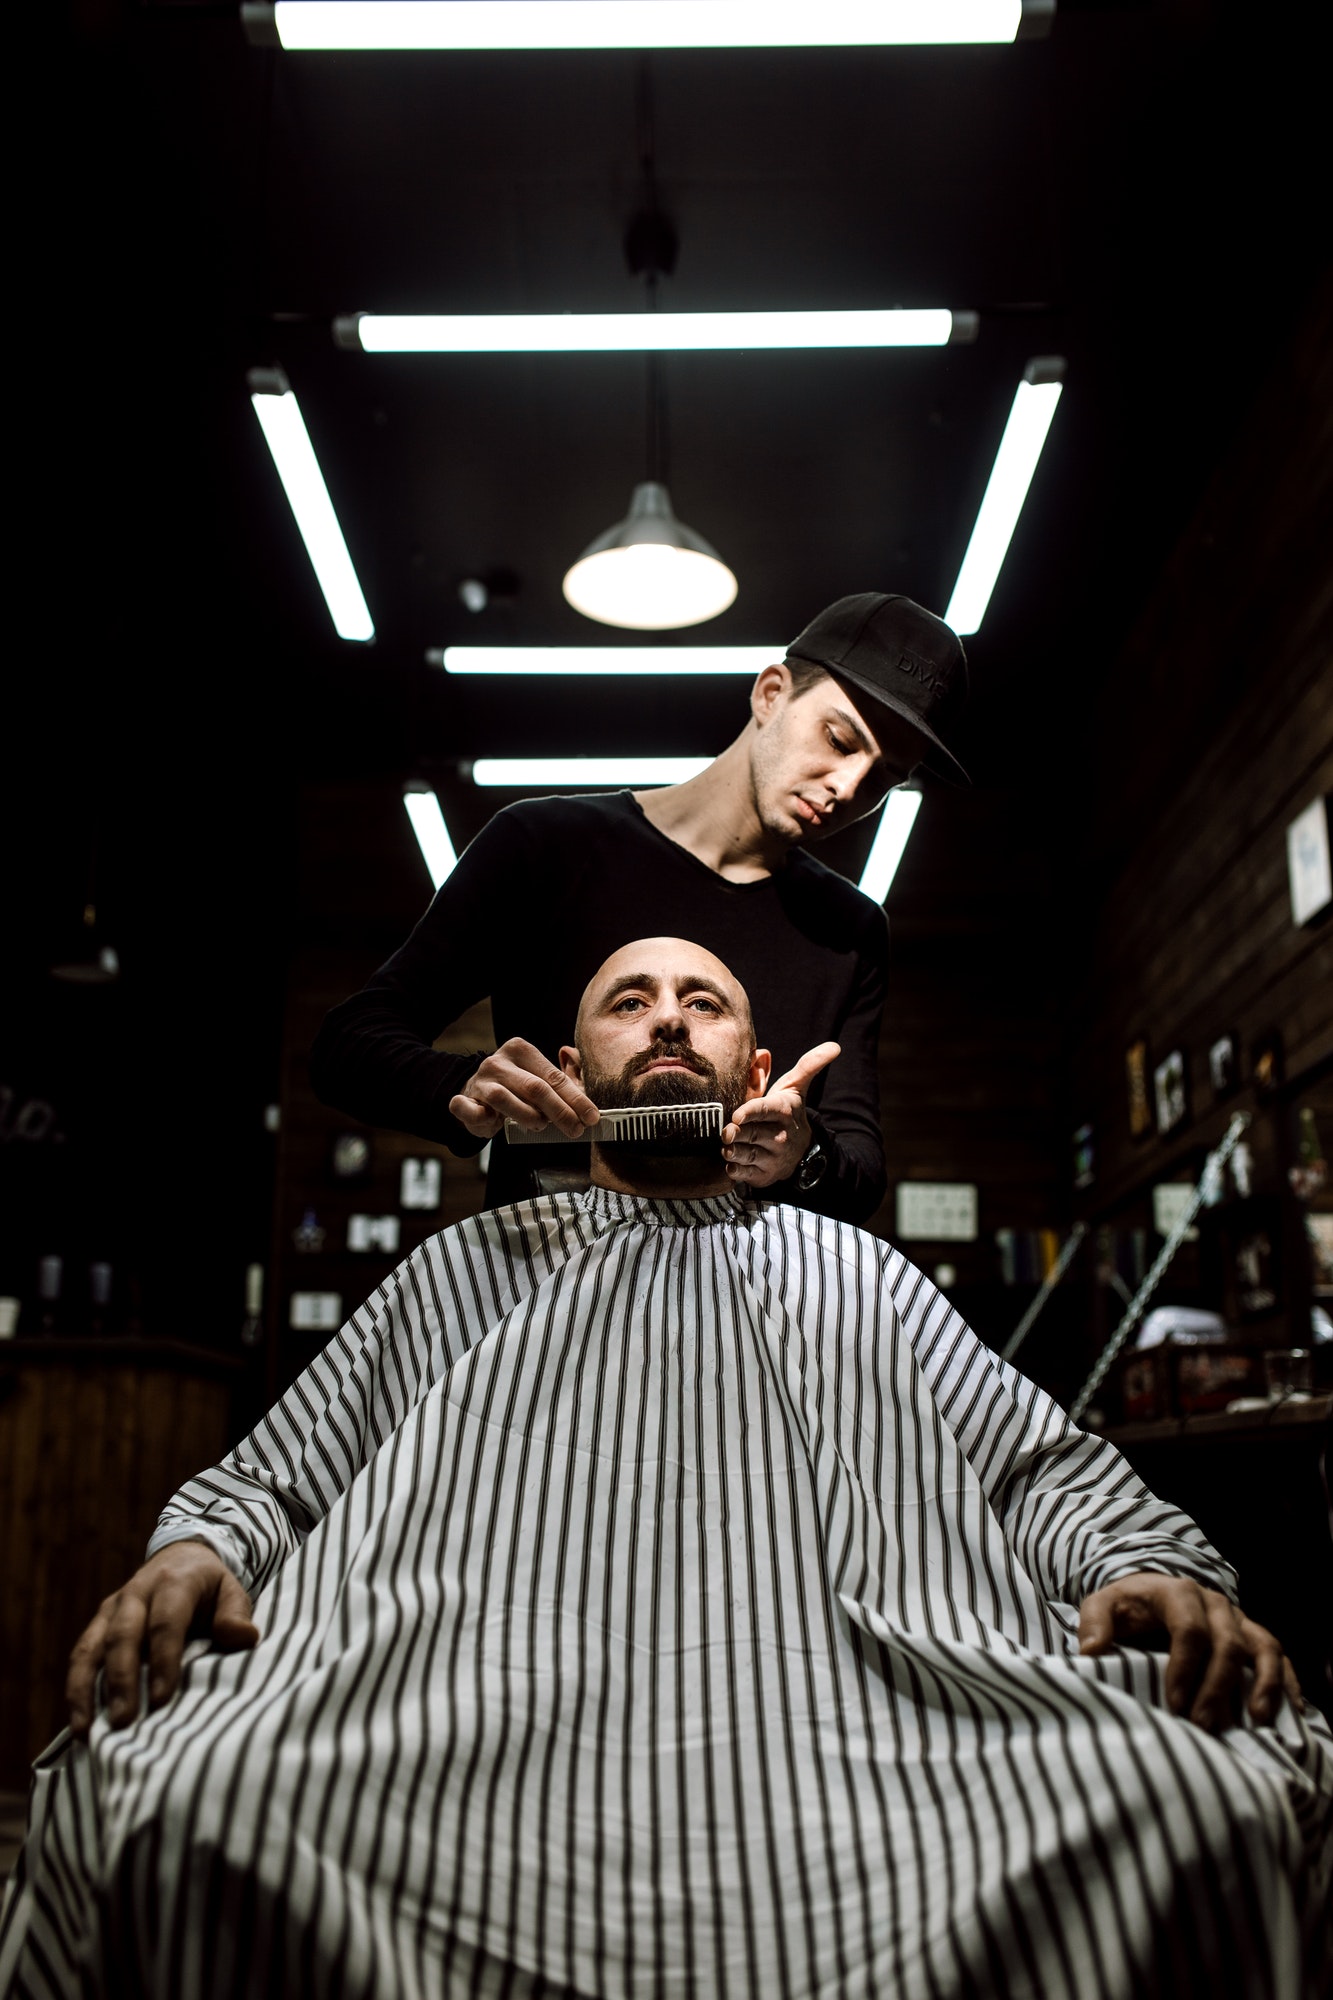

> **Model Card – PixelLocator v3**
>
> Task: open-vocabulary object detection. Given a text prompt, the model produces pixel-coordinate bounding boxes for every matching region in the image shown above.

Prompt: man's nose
[826,754,873,805]
[648,995,688,1039]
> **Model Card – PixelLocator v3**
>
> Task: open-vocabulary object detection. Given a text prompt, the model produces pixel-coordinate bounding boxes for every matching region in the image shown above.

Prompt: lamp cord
[636,56,668,487]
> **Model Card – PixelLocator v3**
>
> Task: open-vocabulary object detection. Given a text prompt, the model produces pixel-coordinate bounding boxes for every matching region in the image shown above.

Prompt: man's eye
[688,998,719,1013]
[614,997,645,1012]
[828,731,850,754]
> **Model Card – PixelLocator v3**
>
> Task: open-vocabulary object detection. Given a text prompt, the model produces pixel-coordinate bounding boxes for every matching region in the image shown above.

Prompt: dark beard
[580,1038,751,1191]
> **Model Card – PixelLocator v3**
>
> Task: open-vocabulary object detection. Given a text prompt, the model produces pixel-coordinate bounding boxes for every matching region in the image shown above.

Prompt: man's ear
[749,663,790,728]
[744,1049,772,1101]
[558,1045,583,1082]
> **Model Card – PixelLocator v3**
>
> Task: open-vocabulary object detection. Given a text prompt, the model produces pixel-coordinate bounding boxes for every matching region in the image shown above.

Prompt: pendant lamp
[562,479,737,629]
[563,119,737,632]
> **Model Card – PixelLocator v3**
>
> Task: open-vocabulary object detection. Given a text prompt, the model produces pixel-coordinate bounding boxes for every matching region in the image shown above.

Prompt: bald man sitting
[4,941,1330,2000]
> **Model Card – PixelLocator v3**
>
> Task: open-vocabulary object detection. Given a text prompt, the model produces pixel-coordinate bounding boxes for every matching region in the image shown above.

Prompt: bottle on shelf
[240,1262,265,1348]
[37,1254,63,1335]
[88,1260,115,1336]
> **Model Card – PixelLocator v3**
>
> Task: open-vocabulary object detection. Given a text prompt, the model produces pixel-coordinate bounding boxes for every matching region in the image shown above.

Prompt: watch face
[798,1145,828,1189]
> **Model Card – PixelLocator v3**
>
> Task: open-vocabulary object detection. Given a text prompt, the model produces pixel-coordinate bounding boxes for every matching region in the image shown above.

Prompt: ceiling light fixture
[246,2,1047,52]
[944,356,1064,637]
[470,757,712,788]
[560,156,739,632]
[433,646,776,675]
[857,786,923,904]
[562,481,737,630]
[247,366,374,643]
[336,309,967,353]
[403,784,458,889]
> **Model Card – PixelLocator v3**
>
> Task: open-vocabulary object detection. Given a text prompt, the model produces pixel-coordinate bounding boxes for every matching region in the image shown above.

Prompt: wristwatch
[794,1140,829,1191]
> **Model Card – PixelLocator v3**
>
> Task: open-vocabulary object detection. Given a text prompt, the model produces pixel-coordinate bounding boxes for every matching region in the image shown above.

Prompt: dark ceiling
[34,0,1329,846]
[4,0,1327,1333]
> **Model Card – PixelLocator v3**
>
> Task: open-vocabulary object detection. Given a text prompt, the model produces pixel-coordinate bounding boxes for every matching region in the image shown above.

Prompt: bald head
[574,937,755,1050]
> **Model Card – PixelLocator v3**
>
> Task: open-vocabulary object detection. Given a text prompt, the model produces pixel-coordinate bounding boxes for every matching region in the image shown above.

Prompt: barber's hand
[1077,1572,1304,1733]
[66,1541,259,1738]
[722,1042,840,1189]
[449,1038,599,1142]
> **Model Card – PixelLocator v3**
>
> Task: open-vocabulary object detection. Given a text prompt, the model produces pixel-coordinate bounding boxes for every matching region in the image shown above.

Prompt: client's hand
[1076,1572,1304,1733]
[66,1539,259,1738]
[722,1042,840,1187]
[450,1038,600,1141]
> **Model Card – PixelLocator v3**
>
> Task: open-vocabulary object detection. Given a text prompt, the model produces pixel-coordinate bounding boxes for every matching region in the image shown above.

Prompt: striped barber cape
[3,1186,1331,1998]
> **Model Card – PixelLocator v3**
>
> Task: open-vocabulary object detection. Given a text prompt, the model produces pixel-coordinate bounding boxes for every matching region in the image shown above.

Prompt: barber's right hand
[66,1540,259,1738]
[450,1038,599,1141]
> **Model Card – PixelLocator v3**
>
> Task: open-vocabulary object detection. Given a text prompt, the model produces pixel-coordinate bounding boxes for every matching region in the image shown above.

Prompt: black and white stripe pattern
[4,1188,1331,1998]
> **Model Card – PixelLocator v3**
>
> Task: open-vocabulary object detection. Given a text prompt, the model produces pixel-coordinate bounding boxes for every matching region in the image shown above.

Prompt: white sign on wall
[1152,1184,1199,1243]
[401,1157,443,1210]
[347,1214,401,1254]
[1287,795,1332,927]
[290,1291,343,1331]
[895,1182,979,1242]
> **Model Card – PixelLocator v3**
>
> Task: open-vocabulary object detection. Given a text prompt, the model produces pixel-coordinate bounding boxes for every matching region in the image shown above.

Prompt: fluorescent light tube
[263,2,1026,52]
[470,757,712,787]
[403,786,458,889]
[437,647,779,675]
[342,309,959,353]
[858,787,922,903]
[248,370,374,642]
[944,358,1064,638]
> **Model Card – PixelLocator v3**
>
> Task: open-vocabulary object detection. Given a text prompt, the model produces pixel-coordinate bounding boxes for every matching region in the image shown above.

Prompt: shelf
[0,1338,244,1377]
[1092,1393,1331,1447]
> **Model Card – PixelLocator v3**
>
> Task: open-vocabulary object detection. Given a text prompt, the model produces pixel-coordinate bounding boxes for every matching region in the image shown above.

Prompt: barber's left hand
[722,1042,840,1188]
[1076,1572,1304,1733]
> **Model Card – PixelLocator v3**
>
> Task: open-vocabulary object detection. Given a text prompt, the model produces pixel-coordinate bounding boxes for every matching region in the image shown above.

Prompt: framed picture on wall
[1207,1033,1239,1100]
[1153,1049,1189,1136]
[1251,1030,1284,1100]
[1125,1038,1153,1140]
[1286,794,1332,927]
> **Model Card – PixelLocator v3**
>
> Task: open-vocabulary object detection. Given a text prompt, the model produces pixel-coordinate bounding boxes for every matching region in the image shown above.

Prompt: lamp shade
[562,482,737,630]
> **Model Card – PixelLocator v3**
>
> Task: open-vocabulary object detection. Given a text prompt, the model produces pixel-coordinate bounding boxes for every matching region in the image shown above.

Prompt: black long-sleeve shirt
[310,791,889,1221]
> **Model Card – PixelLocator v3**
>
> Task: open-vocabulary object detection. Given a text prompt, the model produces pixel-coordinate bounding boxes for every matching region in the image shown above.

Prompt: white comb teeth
[504,1102,725,1147]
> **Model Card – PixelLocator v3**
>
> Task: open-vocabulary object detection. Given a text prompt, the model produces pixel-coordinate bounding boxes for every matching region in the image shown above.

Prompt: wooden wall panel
[0,1351,236,1787]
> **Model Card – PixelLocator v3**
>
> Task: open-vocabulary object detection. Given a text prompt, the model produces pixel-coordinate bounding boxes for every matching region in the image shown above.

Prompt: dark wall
[1069,285,1333,1219]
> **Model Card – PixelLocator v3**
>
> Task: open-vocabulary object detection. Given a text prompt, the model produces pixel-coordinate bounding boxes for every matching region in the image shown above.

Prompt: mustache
[625,1039,714,1081]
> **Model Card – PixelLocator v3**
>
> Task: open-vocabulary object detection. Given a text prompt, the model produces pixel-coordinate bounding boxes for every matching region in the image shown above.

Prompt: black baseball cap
[785,593,970,784]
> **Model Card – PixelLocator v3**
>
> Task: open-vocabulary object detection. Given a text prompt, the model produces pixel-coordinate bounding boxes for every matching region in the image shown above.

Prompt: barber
[310,594,969,1223]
